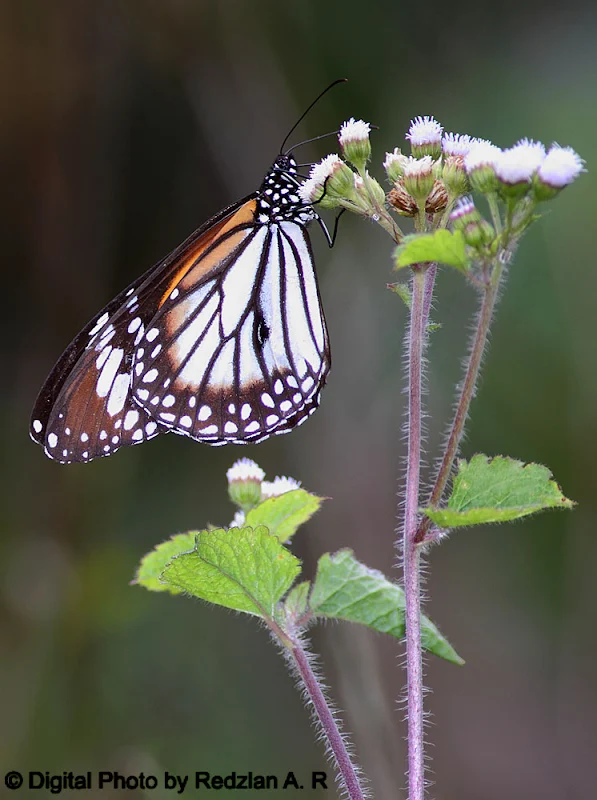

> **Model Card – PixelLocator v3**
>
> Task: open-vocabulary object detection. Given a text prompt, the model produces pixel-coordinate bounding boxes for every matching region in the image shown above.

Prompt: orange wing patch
[159,200,257,307]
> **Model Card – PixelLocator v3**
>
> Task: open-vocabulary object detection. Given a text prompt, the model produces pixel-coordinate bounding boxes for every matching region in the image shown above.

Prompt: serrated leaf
[424,454,575,528]
[395,230,469,271]
[134,532,197,594]
[245,489,323,543]
[161,527,301,617]
[310,549,463,665]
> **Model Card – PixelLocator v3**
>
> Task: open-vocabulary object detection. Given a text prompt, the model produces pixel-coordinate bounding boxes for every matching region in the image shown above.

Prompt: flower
[495,139,546,186]
[384,148,409,183]
[442,133,478,157]
[261,476,302,500]
[298,154,354,207]
[226,458,264,510]
[406,115,443,158]
[450,196,477,223]
[229,510,246,529]
[338,117,372,169]
[464,140,502,193]
[226,458,265,484]
[537,144,585,188]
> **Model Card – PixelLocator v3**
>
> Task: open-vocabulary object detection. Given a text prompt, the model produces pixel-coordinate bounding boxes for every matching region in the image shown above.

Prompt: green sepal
[423,454,575,528]
[309,549,463,665]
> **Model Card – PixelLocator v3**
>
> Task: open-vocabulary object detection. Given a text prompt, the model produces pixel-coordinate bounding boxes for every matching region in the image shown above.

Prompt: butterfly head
[257,154,315,225]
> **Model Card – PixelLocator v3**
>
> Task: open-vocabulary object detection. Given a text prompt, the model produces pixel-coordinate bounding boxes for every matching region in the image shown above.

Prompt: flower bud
[407,115,443,160]
[338,118,372,170]
[226,458,265,510]
[464,140,501,194]
[449,196,481,229]
[299,154,355,209]
[387,184,417,216]
[402,156,435,207]
[384,148,409,184]
[534,144,585,201]
[495,138,546,198]
[442,155,470,197]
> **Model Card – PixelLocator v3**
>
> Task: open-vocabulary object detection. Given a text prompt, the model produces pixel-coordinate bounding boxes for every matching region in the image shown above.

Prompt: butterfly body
[30,155,331,463]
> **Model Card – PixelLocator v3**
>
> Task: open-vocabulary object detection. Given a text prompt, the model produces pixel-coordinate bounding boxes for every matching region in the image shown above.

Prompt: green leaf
[245,489,323,543]
[388,281,412,309]
[424,454,575,528]
[160,526,301,617]
[134,532,197,594]
[395,230,469,271]
[282,580,311,621]
[310,549,463,665]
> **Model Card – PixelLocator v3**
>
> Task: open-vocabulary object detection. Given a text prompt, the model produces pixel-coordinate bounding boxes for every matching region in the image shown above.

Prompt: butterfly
[30,99,340,464]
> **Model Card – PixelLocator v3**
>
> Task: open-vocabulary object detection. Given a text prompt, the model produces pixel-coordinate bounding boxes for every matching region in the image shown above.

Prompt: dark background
[1,2,596,798]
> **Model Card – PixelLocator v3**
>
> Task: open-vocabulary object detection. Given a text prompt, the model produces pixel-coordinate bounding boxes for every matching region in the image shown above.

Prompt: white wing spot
[280,400,292,413]
[112,435,119,444]
[180,415,193,428]
[160,412,175,422]
[170,288,180,300]
[100,430,108,440]
[115,420,122,429]
[134,327,145,346]
[302,377,314,391]
[146,421,158,436]
[132,429,143,441]
[124,409,140,431]
[163,378,171,388]
[95,346,112,371]
[241,403,251,421]
[151,344,162,358]
[244,421,260,433]
[104,445,111,452]
[65,428,71,436]
[261,392,274,408]
[136,388,149,401]
[146,328,159,342]
[33,419,43,434]
[127,317,142,334]
[63,449,68,457]
[48,433,58,448]
[162,394,175,408]
[137,348,144,359]
[96,348,124,397]
[228,403,236,414]
[198,405,212,421]
[135,362,144,376]
[82,451,89,459]
[106,372,130,417]
[199,424,218,435]
[266,414,279,426]
[88,311,109,337]
[224,421,238,434]
[80,432,89,443]
[287,376,298,389]
[150,397,159,406]
[126,295,138,308]
[274,379,284,395]
[143,368,159,383]
[188,397,196,408]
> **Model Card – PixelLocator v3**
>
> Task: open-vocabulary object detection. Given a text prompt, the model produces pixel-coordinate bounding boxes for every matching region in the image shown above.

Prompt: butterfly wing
[30,197,256,463]
[130,218,330,444]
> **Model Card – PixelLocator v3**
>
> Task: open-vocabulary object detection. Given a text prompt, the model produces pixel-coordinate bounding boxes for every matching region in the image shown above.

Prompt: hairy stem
[416,252,508,543]
[288,634,366,800]
[402,267,427,800]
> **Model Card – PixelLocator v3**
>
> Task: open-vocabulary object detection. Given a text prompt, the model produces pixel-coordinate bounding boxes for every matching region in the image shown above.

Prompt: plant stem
[415,252,507,543]
[402,267,427,800]
[288,634,366,800]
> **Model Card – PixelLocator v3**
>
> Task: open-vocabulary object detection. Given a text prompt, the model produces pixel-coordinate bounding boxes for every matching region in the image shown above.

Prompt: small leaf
[395,230,469,271]
[388,281,412,309]
[134,532,197,594]
[424,454,575,528]
[161,527,301,617]
[245,489,323,543]
[283,580,311,621]
[310,549,463,665]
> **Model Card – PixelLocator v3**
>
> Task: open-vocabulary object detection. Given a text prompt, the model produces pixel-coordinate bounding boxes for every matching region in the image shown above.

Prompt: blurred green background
[2,1,596,798]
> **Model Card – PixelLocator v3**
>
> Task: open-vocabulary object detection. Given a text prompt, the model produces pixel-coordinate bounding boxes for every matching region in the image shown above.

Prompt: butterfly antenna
[280,78,347,154]
[285,130,342,156]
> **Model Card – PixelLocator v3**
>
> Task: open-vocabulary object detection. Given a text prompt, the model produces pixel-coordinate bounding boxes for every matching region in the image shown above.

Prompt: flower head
[495,139,546,187]
[406,115,443,158]
[226,458,265,510]
[383,148,409,183]
[338,118,372,168]
[229,509,246,529]
[261,476,302,500]
[464,140,502,193]
[450,196,477,223]
[298,154,353,208]
[442,133,478,157]
[537,144,585,189]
